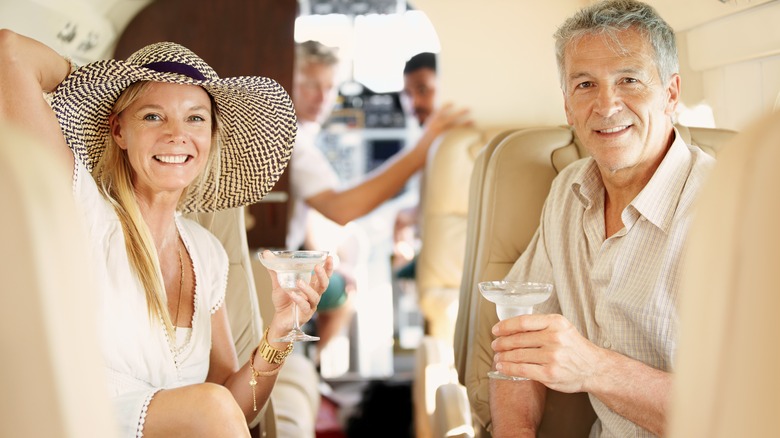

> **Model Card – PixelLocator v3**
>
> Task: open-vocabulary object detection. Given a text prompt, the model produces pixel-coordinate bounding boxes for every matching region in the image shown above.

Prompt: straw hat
[50,42,296,213]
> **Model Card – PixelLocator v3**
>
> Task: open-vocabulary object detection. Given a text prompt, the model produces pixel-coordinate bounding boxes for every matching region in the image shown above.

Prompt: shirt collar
[571,159,602,210]
[570,128,692,233]
[630,128,691,233]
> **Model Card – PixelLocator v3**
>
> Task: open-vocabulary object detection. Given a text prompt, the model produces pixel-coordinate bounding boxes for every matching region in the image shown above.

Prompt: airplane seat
[412,125,519,438]
[451,124,736,436]
[434,383,475,438]
[416,125,514,343]
[668,111,780,438]
[0,122,118,437]
[252,255,321,438]
[189,208,319,438]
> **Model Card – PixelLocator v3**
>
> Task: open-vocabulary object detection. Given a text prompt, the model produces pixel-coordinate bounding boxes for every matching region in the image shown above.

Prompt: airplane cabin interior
[1,0,779,437]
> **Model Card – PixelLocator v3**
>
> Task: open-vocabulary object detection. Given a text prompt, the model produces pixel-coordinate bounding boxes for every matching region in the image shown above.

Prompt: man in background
[288,41,469,355]
[392,52,469,280]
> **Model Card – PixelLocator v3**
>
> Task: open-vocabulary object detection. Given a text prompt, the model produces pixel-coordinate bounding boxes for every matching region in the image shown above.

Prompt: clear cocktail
[257,250,328,342]
[478,280,553,380]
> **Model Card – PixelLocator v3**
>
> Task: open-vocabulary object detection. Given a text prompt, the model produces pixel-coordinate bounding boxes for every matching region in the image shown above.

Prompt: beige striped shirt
[506,130,715,437]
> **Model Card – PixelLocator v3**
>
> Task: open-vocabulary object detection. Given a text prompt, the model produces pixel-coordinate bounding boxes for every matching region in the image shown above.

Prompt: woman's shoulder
[73,161,122,228]
[177,215,227,260]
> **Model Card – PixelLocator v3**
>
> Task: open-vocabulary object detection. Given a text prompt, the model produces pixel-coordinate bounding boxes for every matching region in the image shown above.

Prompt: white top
[286,122,340,250]
[506,131,715,437]
[73,160,228,437]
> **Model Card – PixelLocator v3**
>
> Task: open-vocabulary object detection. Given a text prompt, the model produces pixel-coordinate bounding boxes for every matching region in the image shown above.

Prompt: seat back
[0,123,118,437]
[252,256,321,438]
[192,206,323,438]
[413,125,517,438]
[417,125,518,344]
[455,124,736,435]
[186,207,275,433]
[668,111,780,438]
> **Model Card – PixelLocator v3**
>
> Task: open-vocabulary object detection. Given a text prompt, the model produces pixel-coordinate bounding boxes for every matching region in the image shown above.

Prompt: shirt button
[603,340,612,349]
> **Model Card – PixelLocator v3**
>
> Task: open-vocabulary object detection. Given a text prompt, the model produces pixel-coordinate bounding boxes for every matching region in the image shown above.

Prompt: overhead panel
[299,0,406,16]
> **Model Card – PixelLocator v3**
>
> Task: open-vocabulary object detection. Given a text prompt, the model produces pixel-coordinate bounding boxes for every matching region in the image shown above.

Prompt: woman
[0,30,332,437]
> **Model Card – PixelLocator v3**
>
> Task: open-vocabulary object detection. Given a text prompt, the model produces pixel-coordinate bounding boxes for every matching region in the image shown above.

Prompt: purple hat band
[142,61,206,81]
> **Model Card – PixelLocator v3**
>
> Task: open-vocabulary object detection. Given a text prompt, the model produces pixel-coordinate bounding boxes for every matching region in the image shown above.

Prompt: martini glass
[478,280,553,381]
[257,250,329,342]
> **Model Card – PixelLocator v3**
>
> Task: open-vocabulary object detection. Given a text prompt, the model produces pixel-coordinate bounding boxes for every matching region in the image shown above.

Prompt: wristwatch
[258,328,294,365]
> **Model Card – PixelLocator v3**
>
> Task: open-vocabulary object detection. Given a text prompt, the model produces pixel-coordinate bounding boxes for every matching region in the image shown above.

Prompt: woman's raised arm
[0,29,74,169]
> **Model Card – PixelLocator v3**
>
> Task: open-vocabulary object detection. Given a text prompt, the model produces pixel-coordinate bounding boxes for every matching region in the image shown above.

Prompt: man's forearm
[587,348,672,436]
[490,379,547,437]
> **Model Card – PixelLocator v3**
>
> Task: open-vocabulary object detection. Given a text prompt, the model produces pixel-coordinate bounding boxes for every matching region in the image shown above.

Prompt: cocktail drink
[478,280,553,380]
[257,250,329,342]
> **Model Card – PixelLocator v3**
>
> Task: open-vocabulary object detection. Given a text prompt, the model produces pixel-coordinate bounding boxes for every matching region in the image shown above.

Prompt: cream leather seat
[413,125,517,438]
[451,124,736,436]
[252,254,321,438]
[416,126,515,343]
[0,123,118,437]
[190,208,321,438]
[668,111,780,438]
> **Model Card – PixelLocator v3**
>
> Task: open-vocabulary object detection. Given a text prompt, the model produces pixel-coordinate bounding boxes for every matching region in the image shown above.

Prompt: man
[487,1,714,436]
[288,41,469,351]
[401,51,438,127]
[393,52,469,272]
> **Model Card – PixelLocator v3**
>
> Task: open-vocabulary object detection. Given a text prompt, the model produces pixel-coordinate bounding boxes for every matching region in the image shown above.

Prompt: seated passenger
[288,41,470,353]
[487,1,714,436]
[0,30,333,437]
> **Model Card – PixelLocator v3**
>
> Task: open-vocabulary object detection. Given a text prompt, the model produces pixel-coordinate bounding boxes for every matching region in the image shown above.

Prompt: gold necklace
[172,246,184,327]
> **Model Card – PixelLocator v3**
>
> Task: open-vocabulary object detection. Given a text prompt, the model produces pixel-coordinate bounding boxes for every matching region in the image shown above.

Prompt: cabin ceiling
[2,0,777,64]
[645,0,776,31]
[299,0,406,15]
[97,0,780,35]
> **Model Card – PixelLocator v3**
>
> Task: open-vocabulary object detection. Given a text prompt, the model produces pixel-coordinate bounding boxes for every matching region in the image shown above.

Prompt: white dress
[73,160,228,437]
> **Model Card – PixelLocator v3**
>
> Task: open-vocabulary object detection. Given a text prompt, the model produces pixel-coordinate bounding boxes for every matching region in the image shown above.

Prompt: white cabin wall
[677,34,706,111]
[415,0,780,131]
[678,0,780,131]
[412,0,585,127]
[0,0,152,63]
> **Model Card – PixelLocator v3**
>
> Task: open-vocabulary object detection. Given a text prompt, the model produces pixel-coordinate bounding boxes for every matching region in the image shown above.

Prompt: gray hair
[554,0,678,90]
[295,40,339,69]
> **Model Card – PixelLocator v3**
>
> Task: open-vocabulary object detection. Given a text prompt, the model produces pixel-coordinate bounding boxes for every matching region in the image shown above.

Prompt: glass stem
[292,303,301,330]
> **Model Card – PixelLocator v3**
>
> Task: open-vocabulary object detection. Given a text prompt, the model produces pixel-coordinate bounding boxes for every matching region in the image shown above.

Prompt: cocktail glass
[257,250,329,342]
[478,280,553,381]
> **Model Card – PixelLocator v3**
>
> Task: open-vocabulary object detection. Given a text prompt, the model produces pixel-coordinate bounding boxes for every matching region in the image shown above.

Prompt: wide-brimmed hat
[50,42,296,213]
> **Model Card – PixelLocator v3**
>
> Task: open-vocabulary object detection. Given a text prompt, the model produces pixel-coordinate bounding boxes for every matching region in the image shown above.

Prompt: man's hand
[491,313,603,393]
[492,313,672,435]
[422,102,472,138]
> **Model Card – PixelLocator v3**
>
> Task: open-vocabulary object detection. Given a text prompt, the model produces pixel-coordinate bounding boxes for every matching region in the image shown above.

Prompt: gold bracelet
[257,327,294,365]
[247,329,292,411]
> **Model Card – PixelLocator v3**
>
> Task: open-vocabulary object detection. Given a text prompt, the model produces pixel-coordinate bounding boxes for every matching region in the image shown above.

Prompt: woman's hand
[266,252,334,335]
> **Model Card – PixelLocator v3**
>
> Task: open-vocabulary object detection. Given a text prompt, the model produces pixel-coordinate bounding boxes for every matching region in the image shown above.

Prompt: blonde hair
[93,81,223,338]
[295,40,339,70]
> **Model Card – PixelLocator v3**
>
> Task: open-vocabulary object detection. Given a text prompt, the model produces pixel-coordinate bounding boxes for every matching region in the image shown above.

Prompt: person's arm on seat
[308,103,470,225]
